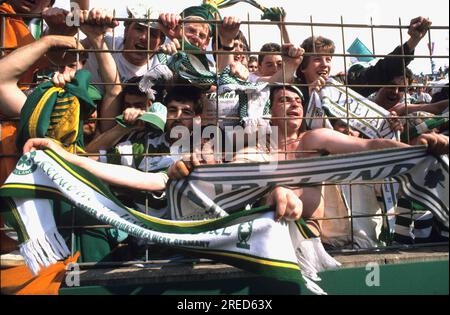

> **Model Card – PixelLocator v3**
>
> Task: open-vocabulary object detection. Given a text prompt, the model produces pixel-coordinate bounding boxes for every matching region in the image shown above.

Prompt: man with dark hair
[371,68,415,110]
[249,43,282,81]
[268,84,448,227]
[85,85,205,217]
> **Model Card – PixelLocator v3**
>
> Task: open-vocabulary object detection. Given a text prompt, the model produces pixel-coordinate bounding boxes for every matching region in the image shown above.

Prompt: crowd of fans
[0,0,448,264]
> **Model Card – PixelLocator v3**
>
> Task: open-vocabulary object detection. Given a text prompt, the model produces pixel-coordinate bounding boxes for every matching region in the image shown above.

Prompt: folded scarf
[16,70,98,153]
[305,78,399,140]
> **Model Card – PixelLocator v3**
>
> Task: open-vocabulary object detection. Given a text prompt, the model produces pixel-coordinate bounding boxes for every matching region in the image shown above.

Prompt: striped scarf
[0,147,447,294]
[205,0,283,20]
[16,70,97,153]
[139,53,270,131]
[306,78,399,140]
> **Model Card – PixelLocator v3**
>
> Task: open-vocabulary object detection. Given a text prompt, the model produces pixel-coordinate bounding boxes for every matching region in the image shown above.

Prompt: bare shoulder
[300,128,337,146]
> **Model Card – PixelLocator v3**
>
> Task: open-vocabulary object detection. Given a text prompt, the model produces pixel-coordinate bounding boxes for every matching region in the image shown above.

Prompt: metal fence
[0,9,448,268]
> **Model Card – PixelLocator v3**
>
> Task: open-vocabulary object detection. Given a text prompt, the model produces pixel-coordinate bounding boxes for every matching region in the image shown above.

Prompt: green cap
[116,102,167,132]
[181,4,221,37]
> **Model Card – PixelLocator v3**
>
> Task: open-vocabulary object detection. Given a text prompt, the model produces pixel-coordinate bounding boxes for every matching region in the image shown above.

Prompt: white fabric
[84,34,161,94]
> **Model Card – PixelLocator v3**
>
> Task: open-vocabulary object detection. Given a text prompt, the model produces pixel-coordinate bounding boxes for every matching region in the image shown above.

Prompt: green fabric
[53,200,120,263]
[115,102,167,132]
[260,7,285,21]
[181,4,221,36]
[16,70,97,151]
[401,116,449,142]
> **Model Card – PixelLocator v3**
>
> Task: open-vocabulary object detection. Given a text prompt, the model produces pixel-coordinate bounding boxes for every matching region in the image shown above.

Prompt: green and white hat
[116,102,167,132]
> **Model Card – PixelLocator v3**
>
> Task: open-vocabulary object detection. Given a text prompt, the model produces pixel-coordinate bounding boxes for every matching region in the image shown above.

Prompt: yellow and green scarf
[16,70,100,154]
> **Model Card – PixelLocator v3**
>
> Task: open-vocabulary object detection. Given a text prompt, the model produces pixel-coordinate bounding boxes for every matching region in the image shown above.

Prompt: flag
[347,38,375,62]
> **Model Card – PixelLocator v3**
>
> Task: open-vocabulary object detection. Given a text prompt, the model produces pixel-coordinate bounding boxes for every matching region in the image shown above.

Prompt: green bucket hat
[116,102,167,132]
[181,4,221,38]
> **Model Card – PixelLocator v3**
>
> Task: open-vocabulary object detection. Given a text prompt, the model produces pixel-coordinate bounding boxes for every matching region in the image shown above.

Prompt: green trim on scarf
[16,70,97,151]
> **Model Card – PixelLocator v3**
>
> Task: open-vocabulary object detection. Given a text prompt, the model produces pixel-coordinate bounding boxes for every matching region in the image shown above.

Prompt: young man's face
[165,100,196,138]
[123,22,164,66]
[301,54,333,84]
[183,21,210,50]
[231,39,247,65]
[123,93,150,110]
[259,55,282,77]
[271,88,304,132]
[9,0,52,14]
[374,76,406,109]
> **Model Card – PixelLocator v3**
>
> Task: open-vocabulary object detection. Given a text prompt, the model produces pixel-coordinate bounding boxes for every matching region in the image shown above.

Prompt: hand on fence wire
[408,16,432,42]
[79,8,119,40]
[218,16,241,47]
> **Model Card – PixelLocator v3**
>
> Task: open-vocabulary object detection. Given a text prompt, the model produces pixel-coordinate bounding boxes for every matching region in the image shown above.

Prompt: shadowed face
[9,0,52,14]
[166,100,196,138]
[374,76,406,110]
[123,93,150,111]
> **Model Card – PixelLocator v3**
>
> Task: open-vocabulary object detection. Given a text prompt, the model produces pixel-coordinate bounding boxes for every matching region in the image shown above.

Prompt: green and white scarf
[1,146,447,294]
[16,70,98,153]
[168,146,448,227]
[207,0,284,21]
[0,149,337,294]
[305,78,399,140]
[139,53,271,131]
[402,115,449,142]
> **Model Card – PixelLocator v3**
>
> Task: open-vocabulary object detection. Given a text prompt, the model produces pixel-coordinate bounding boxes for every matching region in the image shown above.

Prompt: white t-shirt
[84,34,161,94]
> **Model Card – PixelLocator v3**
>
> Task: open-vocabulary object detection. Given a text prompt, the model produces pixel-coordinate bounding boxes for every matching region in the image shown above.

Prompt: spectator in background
[371,68,415,110]
[248,56,258,73]
[249,42,282,82]
[416,84,432,103]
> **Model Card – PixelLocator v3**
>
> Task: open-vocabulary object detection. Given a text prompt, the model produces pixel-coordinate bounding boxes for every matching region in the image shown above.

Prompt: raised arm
[24,138,167,191]
[301,128,409,155]
[349,17,432,97]
[389,99,449,116]
[74,0,90,10]
[216,16,242,72]
[79,8,122,132]
[0,36,78,117]
[257,43,304,83]
[302,127,448,156]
